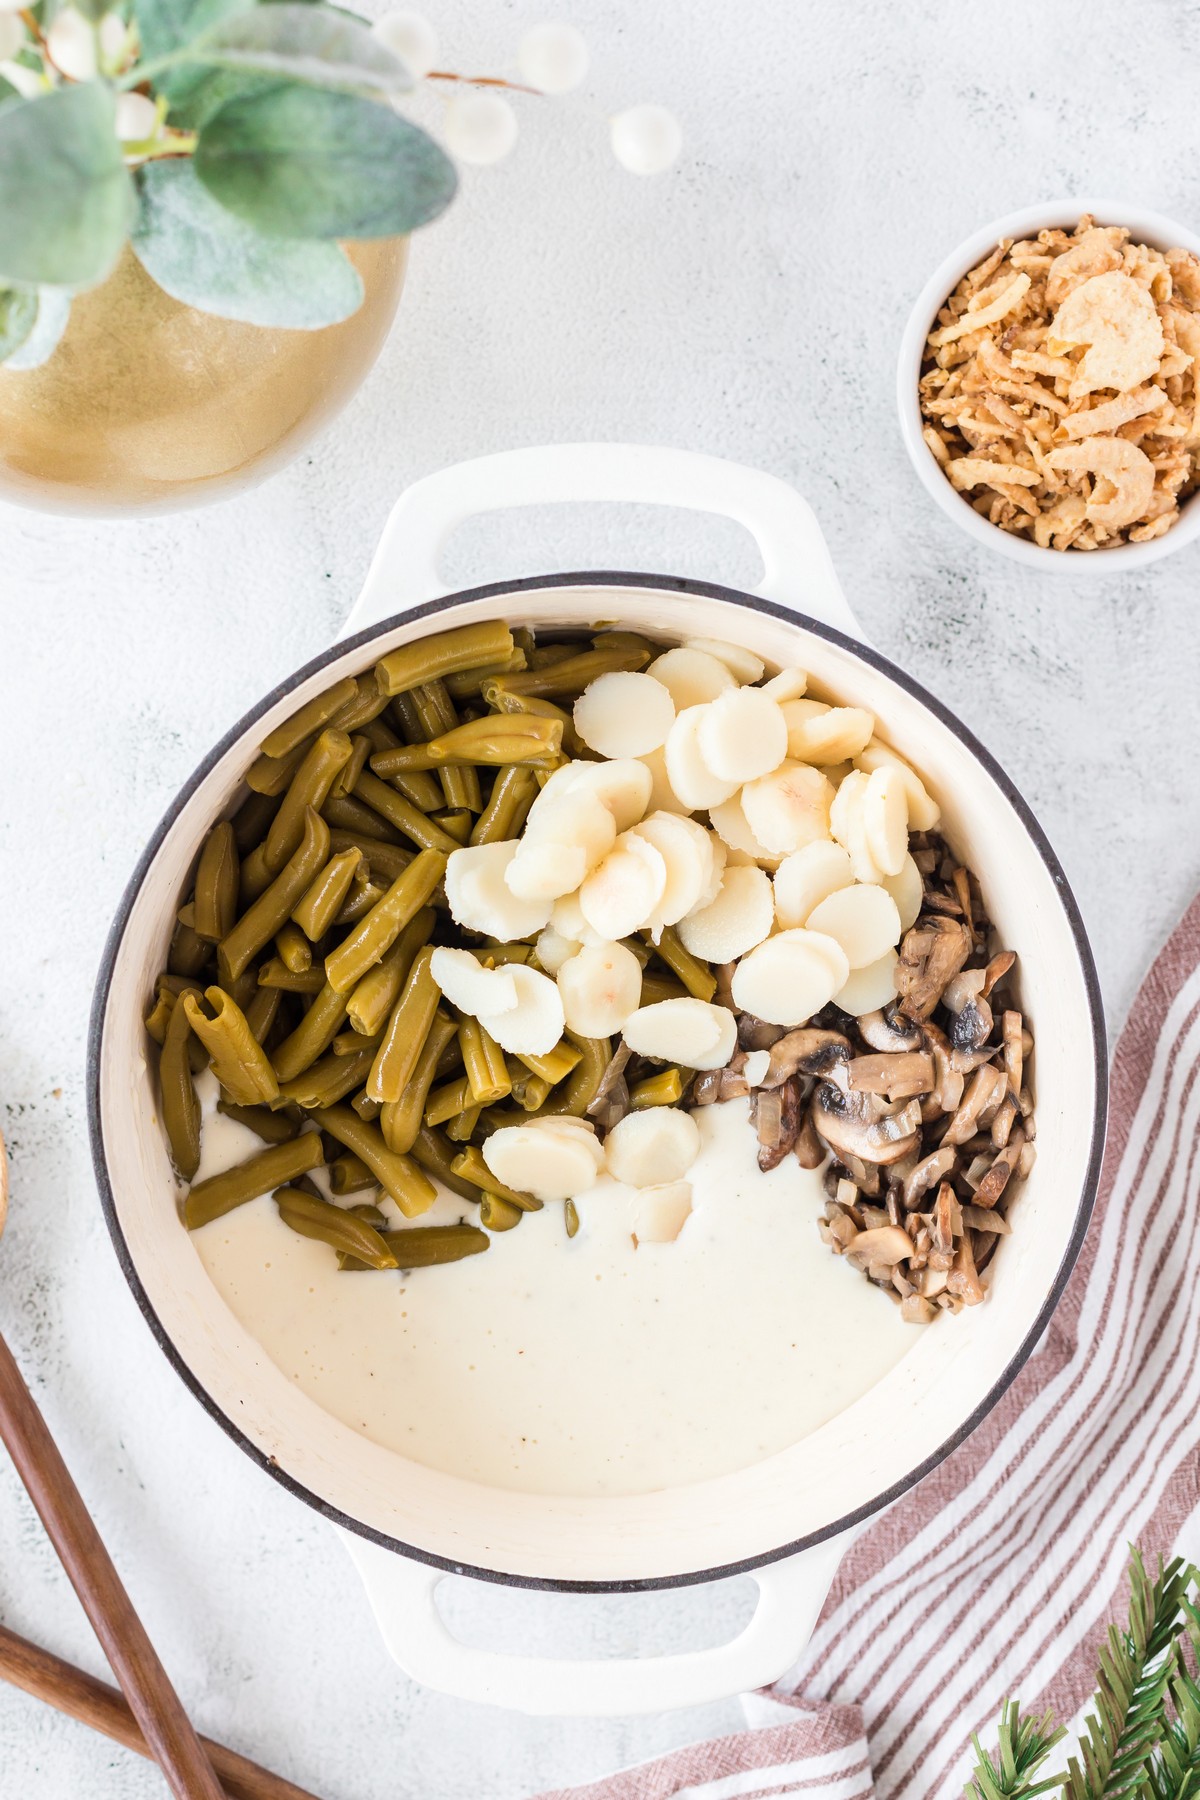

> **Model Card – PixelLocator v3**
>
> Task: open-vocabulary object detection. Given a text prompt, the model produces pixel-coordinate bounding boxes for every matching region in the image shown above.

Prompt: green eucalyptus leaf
[153,65,285,132]
[135,0,243,65]
[195,85,456,239]
[132,158,363,327]
[186,5,409,93]
[5,289,71,368]
[0,288,38,361]
[0,77,19,107]
[73,0,112,21]
[0,85,135,288]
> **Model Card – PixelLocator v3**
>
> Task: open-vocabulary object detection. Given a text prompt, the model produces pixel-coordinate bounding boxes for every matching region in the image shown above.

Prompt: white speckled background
[2,2,1200,1793]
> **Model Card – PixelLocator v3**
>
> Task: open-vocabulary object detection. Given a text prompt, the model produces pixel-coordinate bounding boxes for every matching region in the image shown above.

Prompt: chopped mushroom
[761,1026,852,1086]
[895,916,973,1020]
[847,1051,935,1100]
[812,1084,922,1166]
[858,1008,924,1053]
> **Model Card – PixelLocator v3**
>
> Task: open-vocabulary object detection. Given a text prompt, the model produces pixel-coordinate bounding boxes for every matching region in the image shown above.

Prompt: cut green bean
[327,829,413,885]
[246,738,310,797]
[351,1091,382,1121]
[260,676,357,760]
[219,807,330,983]
[328,671,392,734]
[540,1035,611,1117]
[332,1027,382,1056]
[274,1186,398,1270]
[484,688,583,757]
[270,978,348,1083]
[369,713,562,773]
[244,984,281,1045]
[328,1153,377,1196]
[379,1009,457,1154]
[333,866,381,926]
[144,990,175,1047]
[480,1193,523,1231]
[192,822,239,943]
[413,680,483,812]
[310,1105,436,1217]
[231,788,279,854]
[322,788,404,843]
[564,1198,580,1238]
[458,1017,511,1106]
[450,1147,540,1211]
[375,622,515,697]
[184,1132,324,1229]
[646,927,717,1002]
[444,1104,480,1143]
[168,917,210,979]
[160,992,201,1180]
[345,906,436,1037]
[275,922,312,974]
[482,642,649,702]
[507,1064,551,1111]
[469,764,537,845]
[443,650,527,700]
[217,1099,300,1143]
[291,847,362,941]
[325,852,446,996]
[433,808,472,845]
[342,1223,489,1271]
[238,843,274,907]
[367,943,440,1103]
[407,1124,480,1203]
[256,958,325,993]
[277,1047,374,1110]
[330,733,371,800]
[424,1073,472,1128]
[639,974,690,1006]
[516,1040,582,1085]
[352,770,460,853]
[182,987,280,1106]
[630,1068,684,1108]
[263,729,353,875]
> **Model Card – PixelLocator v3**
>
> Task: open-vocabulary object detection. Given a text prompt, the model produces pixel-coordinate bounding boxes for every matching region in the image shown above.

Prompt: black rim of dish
[87,571,1110,1596]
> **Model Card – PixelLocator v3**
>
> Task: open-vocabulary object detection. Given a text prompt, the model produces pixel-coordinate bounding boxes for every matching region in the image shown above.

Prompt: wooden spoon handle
[0,1329,226,1800]
[0,1622,323,1800]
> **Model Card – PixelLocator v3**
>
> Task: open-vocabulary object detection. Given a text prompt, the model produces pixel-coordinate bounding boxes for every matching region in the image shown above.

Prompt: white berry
[517,21,588,94]
[98,11,126,65]
[443,89,518,165]
[115,91,159,143]
[371,8,438,80]
[46,6,97,79]
[610,104,681,175]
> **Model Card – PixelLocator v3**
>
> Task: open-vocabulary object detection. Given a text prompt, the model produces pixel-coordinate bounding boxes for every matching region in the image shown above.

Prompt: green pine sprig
[965,1700,1067,1800]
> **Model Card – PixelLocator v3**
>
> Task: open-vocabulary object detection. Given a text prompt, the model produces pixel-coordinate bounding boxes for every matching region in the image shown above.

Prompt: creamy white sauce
[190,1077,921,1497]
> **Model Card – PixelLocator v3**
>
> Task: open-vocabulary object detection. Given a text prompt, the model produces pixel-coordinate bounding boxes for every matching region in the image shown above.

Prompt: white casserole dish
[88,444,1106,1715]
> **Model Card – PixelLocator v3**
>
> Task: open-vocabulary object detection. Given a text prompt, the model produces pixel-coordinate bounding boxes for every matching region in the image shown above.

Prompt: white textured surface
[2,1,1200,1794]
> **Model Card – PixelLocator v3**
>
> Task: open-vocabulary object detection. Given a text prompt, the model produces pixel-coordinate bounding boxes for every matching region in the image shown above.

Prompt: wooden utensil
[0,1128,226,1799]
[0,1622,323,1800]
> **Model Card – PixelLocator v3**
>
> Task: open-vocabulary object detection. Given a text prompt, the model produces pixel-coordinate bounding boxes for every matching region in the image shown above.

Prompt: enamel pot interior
[90,576,1106,1590]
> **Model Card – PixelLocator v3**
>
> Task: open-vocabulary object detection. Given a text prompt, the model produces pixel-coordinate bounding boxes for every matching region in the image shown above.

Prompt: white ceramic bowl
[897,197,1200,575]
[88,447,1107,1715]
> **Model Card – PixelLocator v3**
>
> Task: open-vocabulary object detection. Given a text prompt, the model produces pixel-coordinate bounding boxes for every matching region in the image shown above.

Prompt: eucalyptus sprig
[969,1552,1200,1800]
[0,0,458,362]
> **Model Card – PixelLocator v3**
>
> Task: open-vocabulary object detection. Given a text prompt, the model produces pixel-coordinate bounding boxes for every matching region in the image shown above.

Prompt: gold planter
[0,238,407,515]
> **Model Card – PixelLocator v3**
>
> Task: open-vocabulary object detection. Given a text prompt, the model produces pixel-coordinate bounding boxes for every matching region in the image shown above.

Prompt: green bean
[168,917,210,979]
[630,1068,684,1108]
[593,630,657,658]
[322,788,404,843]
[639,974,689,1006]
[433,808,472,845]
[326,852,445,996]
[144,990,175,1047]
[392,767,446,813]
[291,847,362,941]
[646,927,717,1002]
[413,681,483,812]
[424,1073,472,1128]
[342,1223,490,1271]
[218,807,330,983]
[330,732,371,800]
[182,987,280,1106]
[445,1104,480,1143]
[274,1186,398,1270]
[277,1047,374,1110]
[260,676,358,759]
[408,1124,481,1203]
[375,621,515,697]
[256,958,325,993]
[366,943,440,1103]
[310,1105,436,1217]
[160,992,201,1180]
[564,1198,580,1238]
[231,788,279,854]
[217,1099,300,1143]
[469,764,537,845]
[344,906,436,1036]
[275,921,312,974]
[328,671,392,734]
[333,866,383,926]
[332,1027,381,1056]
[352,770,460,854]
[483,642,649,702]
[507,1064,551,1111]
[541,1035,611,1117]
[263,729,353,875]
[223,961,261,1009]
[516,1040,582,1085]
[370,714,562,773]
[238,843,274,907]
[328,1153,377,1196]
[270,978,348,1083]
[450,1147,540,1211]
[386,690,424,744]
[351,1091,381,1121]
[458,1017,511,1105]
[471,942,532,966]
[443,650,527,700]
[483,688,584,757]
[184,1132,324,1229]
[327,829,414,885]
[192,822,239,943]
[244,984,281,1045]
[479,1194,523,1231]
[246,738,310,797]
[529,641,580,668]
[379,1009,457,1154]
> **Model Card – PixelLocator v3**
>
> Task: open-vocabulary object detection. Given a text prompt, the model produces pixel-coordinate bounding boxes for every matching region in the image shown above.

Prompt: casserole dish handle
[339,1529,849,1717]
[340,443,865,643]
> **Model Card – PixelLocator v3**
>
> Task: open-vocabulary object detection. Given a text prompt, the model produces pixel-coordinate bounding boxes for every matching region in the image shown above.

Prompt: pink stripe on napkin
[535,896,1200,1800]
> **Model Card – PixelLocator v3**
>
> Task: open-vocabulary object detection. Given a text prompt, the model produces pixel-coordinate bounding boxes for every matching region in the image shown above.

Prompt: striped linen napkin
[535,895,1200,1800]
